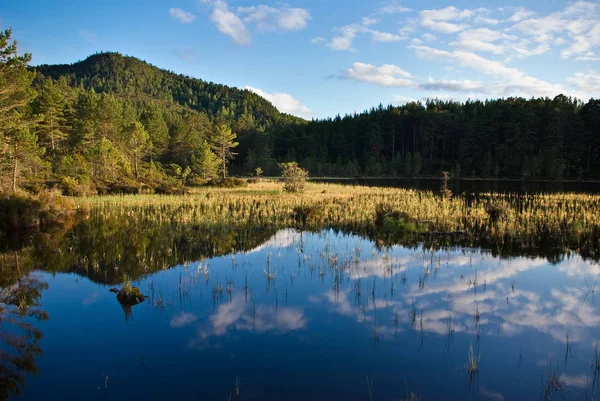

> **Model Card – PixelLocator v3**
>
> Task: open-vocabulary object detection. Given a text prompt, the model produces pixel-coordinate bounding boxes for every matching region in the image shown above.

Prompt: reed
[72,182,600,259]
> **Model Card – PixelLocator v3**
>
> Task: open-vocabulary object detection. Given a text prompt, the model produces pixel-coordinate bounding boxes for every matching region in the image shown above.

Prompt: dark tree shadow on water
[0,253,48,401]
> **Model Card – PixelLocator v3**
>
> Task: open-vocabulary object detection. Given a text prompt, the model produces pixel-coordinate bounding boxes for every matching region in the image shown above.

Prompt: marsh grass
[541,361,567,400]
[116,273,146,306]
[466,343,480,388]
[365,373,374,401]
[74,182,600,260]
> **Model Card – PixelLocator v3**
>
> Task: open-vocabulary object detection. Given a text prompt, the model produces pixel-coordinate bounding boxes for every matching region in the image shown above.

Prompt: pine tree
[5,126,46,192]
[0,29,34,127]
[35,79,68,152]
[211,123,238,179]
[0,28,40,192]
[126,122,152,181]
[141,106,168,159]
[191,140,220,181]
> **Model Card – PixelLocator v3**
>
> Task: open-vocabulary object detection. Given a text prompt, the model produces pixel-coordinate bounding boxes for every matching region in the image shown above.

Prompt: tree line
[267,97,600,180]
[1,28,600,196]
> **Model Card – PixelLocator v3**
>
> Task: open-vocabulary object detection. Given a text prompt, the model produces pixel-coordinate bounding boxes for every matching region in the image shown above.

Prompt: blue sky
[1,0,599,119]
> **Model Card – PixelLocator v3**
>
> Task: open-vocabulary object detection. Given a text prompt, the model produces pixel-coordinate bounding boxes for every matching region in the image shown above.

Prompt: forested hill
[37,53,600,181]
[3,25,600,198]
[34,52,298,126]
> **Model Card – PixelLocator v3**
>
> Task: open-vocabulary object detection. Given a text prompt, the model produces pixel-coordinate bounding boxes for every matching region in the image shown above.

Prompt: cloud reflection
[189,294,307,349]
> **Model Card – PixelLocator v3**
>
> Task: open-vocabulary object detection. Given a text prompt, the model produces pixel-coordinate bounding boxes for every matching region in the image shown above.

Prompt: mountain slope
[34,52,301,126]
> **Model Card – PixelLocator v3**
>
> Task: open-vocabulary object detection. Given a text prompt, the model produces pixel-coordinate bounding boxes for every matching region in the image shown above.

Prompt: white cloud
[201,0,310,45]
[421,77,486,92]
[207,0,251,45]
[169,8,197,24]
[342,62,413,87]
[512,2,600,59]
[451,28,507,55]
[245,86,311,118]
[175,48,197,61]
[79,30,97,44]
[419,6,474,33]
[422,33,437,42]
[237,5,311,32]
[378,1,412,15]
[324,11,409,52]
[327,24,359,51]
[410,44,566,97]
[362,17,378,27]
[507,8,535,23]
[311,37,326,44]
[393,95,419,105]
[567,71,600,92]
[369,29,405,42]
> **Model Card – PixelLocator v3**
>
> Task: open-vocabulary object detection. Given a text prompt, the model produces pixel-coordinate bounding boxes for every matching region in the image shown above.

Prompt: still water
[4,229,600,400]
[314,178,600,194]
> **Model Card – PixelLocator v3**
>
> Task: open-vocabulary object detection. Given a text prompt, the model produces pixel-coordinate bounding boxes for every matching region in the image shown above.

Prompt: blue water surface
[8,229,600,401]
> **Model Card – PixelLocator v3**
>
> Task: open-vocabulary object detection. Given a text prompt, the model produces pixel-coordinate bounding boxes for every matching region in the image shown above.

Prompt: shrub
[0,190,75,231]
[205,177,248,188]
[483,200,506,222]
[375,203,417,233]
[281,162,308,192]
[292,205,324,225]
[60,176,97,197]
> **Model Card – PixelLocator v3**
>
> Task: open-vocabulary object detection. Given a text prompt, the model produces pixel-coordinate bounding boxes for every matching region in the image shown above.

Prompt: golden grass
[73,181,600,257]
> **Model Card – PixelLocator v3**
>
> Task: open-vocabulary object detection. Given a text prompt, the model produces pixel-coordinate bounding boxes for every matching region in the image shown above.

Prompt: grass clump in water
[375,204,418,234]
[541,360,566,400]
[116,274,147,306]
[466,343,480,387]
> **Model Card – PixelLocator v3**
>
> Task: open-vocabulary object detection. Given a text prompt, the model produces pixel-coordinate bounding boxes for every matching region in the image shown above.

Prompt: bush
[281,161,308,192]
[205,177,248,188]
[106,181,140,195]
[484,201,506,222]
[292,205,323,226]
[0,190,75,231]
[186,174,208,187]
[155,183,187,195]
[375,203,417,233]
[60,177,97,197]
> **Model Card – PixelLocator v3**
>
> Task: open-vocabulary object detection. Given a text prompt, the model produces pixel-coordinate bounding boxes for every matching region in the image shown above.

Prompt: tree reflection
[0,252,48,400]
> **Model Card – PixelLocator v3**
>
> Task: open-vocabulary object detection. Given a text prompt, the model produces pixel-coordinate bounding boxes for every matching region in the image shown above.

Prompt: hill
[2,25,600,199]
[35,52,301,126]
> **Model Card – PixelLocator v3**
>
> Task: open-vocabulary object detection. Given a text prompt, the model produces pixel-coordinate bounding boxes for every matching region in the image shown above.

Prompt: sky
[1,0,600,119]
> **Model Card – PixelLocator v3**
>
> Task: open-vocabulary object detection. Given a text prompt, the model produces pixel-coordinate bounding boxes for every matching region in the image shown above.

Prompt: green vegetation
[280,161,309,192]
[0,252,48,400]
[116,274,146,306]
[0,190,75,231]
[64,181,599,263]
[0,28,599,200]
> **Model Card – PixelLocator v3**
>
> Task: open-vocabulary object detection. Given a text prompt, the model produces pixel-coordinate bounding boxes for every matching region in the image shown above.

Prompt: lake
[313,178,600,194]
[3,228,600,401]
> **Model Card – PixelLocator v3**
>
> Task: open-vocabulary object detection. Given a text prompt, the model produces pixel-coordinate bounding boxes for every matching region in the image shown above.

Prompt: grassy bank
[75,181,600,260]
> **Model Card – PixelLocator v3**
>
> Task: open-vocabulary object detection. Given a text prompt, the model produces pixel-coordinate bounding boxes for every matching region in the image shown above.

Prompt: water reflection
[188,294,307,350]
[3,228,600,400]
[0,253,48,401]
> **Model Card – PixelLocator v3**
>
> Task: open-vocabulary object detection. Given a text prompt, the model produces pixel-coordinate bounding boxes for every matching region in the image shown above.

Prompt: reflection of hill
[6,213,277,285]
[3,202,597,288]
